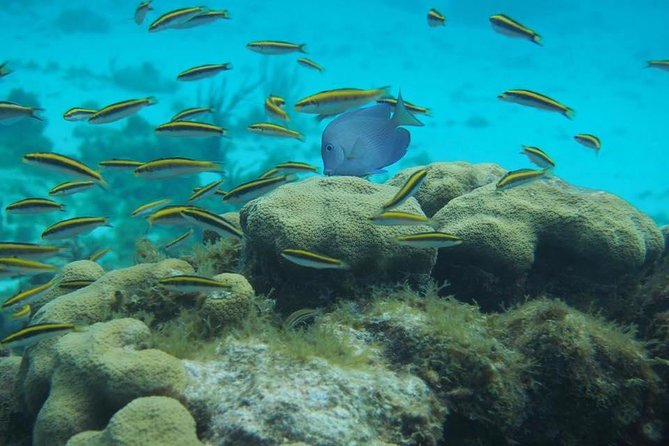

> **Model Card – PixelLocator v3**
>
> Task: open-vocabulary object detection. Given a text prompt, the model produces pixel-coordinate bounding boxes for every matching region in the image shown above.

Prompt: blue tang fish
[321,92,423,176]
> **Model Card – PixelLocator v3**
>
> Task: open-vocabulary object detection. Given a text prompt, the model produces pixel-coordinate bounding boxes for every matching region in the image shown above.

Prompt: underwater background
[2,1,669,446]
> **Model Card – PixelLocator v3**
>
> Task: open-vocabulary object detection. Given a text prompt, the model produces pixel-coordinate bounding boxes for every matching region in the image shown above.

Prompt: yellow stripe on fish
[189,179,225,202]
[163,228,194,251]
[59,279,96,290]
[158,275,232,293]
[427,8,446,27]
[0,257,56,274]
[498,89,573,119]
[383,168,428,210]
[146,205,192,227]
[155,121,227,137]
[88,247,111,262]
[265,97,289,121]
[274,161,318,174]
[377,97,431,115]
[148,6,207,32]
[172,10,230,29]
[574,134,601,152]
[134,158,222,179]
[247,40,306,55]
[5,198,65,214]
[134,1,154,25]
[0,323,78,349]
[370,210,435,227]
[9,304,31,321]
[131,199,173,218]
[49,181,96,196]
[496,168,550,191]
[268,94,286,107]
[1,279,55,309]
[63,107,97,122]
[223,175,295,204]
[99,159,143,170]
[247,122,304,141]
[295,86,390,115]
[171,106,214,122]
[396,231,463,248]
[42,217,111,240]
[176,63,232,81]
[647,60,669,71]
[0,242,61,259]
[88,97,157,124]
[297,57,324,72]
[520,146,556,169]
[489,14,542,45]
[180,207,243,239]
[280,249,349,270]
[0,101,43,123]
[23,152,108,187]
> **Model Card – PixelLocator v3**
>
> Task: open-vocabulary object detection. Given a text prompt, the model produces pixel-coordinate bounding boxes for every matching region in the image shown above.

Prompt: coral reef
[197,273,254,333]
[0,356,30,446]
[66,396,202,446]
[240,176,437,310]
[32,260,105,313]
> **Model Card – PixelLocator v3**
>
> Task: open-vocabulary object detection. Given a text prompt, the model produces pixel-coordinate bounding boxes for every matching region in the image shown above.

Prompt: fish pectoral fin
[346,138,365,160]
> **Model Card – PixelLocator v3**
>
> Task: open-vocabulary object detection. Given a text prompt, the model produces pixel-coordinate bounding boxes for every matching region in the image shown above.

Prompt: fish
[259,167,280,179]
[489,14,542,45]
[223,175,295,204]
[0,242,61,259]
[280,249,349,270]
[42,217,111,240]
[172,10,230,29]
[158,275,232,293]
[5,198,65,214]
[498,89,573,119]
[496,168,550,191]
[8,304,31,322]
[520,146,556,169]
[88,247,111,262]
[171,106,214,122]
[58,279,96,290]
[427,8,446,27]
[148,6,207,32]
[395,232,463,248]
[0,257,56,274]
[189,179,225,202]
[134,158,222,179]
[268,94,286,107]
[0,101,43,124]
[134,1,153,25]
[265,97,289,121]
[321,92,423,176]
[377,97,431,115]
[98,159,143,171]
[23,152,109,187]
[146,205,192,227]
[247,123,304,141]
[176,63,232,81]
[295,86,390,116]
[49,181,96,197]
[155,121,227,138]
[163,229,194,251]
[88,97,157,124]
[382,168,428,209]
[574,134,601,153]
[0,323,78,349]
[646,60,669,71]
[63,107,97,122]
[131,199,173,218]
[0,61,12,78]
[1,280,55,310]
[180,208,243,238]
[274,161,318,174]
[283,308,319,329]
[370,210,435,227]
[297,57,324,72]
[246,40,306,55]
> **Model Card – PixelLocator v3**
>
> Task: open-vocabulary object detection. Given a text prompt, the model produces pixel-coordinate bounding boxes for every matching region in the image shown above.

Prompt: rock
[661,225,669,255]
[431,178,665,312]
[198,273,254,332]
[0,356,30,445]
[66,396,202,446]
[385,162,504,217]
[32,260,105,313]
[182,339,444,446]
[240,176,437,309]
[23,318,186,446]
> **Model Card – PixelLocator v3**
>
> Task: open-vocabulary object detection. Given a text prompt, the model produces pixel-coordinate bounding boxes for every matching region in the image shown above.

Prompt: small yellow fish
[427,9,446,27]
[647,60,669,71]
[265,97,289,121]
[377,97,431,115]
[0,101,43,123]
[489,14,542,45]
[173,10,230,29]
[148,6,207,32]
[23,152,108,187]
[5,198,65,215]
[0,257,57,275]
[0,323,78,349]
[295,86,390,116]
[247,122,304,141]
[0,242,61,259]
[520,146,556,169]
[297,57,324,72]
[1,280,55,310]
[158,275,232,293]
[496,168,550,191]
[574,134,601,153]
[171,106,214,122]
[63,107,97,122]
[370,210,435,227]
[49,181,96,196]
[88,97,157,124]
[189,179,225,202]
[131,199,173,218]
[42,217,111,240]
[134,158,222,179]
[99,159,143,171]
[498,89,573,119]
[396,232,462,248]
[177,63,232,81]
[88,247,111,262]
[180,208,243,239]
[274,161,318,174]
[134,1,154,25]
[223,175,295,204]
[146,205,192,227]
[280,249,349,270]
[268,94,286,107]
[247,40,306,55]
[155,121,227,138]
[163,229,194,251]
[383,168,428,210]
[9,304,31,322]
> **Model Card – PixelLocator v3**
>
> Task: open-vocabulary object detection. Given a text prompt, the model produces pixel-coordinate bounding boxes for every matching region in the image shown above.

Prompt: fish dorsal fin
[347,138,365,160]
[392,90,424,127]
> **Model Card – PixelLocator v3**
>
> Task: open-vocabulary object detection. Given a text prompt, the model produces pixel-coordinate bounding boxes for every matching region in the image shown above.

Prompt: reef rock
[0,356,29,445]
[385,162,504,217]
[182,339,444,446]
[240,176,436,309]
[198,273,254,333]
[431,178,665,312]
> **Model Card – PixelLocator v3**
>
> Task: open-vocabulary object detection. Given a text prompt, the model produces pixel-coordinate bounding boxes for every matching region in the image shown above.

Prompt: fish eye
[325,144,334,152]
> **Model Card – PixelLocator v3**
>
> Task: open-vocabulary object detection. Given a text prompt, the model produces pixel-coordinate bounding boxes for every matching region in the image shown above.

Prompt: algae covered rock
[66,396,202,446]
[23,318,186,446]
[386,161,504,217]
[32,260,105,313]
[431,178,665,311]
[240,176,436,308]
[198,273,254,331]
[0,356,30,446]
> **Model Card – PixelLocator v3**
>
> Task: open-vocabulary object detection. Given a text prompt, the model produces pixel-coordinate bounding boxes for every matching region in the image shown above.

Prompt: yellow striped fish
[180,208,243,238]
[172,10,230,29]
[0,101,43,123]
[99,159,143,171]
[88,97,157,124]
[147,205,192,227]
[223,175,295,204]
[88,247,111,262]
[377,97,431,115]
[131,199,173,218]
[280,249,349,270]
[427,8,446,27]
[574,134,601,153]
[42,217,111,240]
[163,229,194,251]
[171,106,214,122]
[396,232,462,248]
[498,89,573,119]
[0,323,78,349]
[9,304,31,322]
[1,280,55,310]
[489,14,542,45]
[189,179,225,202]
[59,279,96,290]
[0,257,56,275]
[265,97,289,121]
[63,107,97,122]
[247,40,306,55]
[520,146,556,169]
[148,6,207,32]
[647,60,669,71]
[297,57,324,72]
[134,158,222,179]
[6,198,65,214]
[259,167,280,179]
[0,242,61,259]
[295,86,390,116]
[496,168,549,191]
[158,275,232,293]
[177,63,232,81]
[23,152,109,187]
[134,1,154,25]
[247,122,304,141]
[268,94,286,107]
[49,181,96,196]
[155,121,227,138]
[383,168,428,210]
[274,161,318,174]
[370,210,435,227]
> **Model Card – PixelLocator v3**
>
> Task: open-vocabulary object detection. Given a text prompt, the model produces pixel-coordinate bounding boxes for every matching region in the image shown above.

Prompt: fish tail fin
[30,108,45,122]
[146,96,158,105]
[224,62,233,70]
[299,44,307,53]
[97,177,110,191]
[532,34,543,46]
[392,90,424,127]
[564,108,575,120]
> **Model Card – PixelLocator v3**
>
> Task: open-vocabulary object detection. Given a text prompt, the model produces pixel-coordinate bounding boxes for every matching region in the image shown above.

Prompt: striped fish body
[247,40,306,55]
[377,97,431,115]
[0,101,43,123]
[427,9,446,27]
[171,107,214,122]
[180,208,243,238]
[383,168,428,210]
[88,97,156,124]
[9,304,31,322]
[0,257,56,274]
[148,7,206,32]
[63,107,96,122]
[490,14,541,45]
[158,275,232,293]
[498,89,573,119]
[295,87,390,115]
[1,280,55,310]
[49,181,96,196]
[274,161,318,174]
[134,1,153,25]
[224,175,294,204]
[297,57,324,72]
[396,232,463,248]
[147,206,192,227]
[132,199,173,218]
[88,247,111,262]
[135,158,221,179]
[6,198,65,214]
[155,121,226,138]
[99,159,143,171]
[189,179,224,202]
[23,152,107,186]
[0,323,77,349]
[265,99,289,121]
[177,63,232,81]
[268,95,286,107]
[0,242,60,259]
[280,248,349,270]
[247,123,304,141]
[647,60,669,71]
[521,146,555,169]
[58,279,95,290]
[370,211,433,227]
[42,217,110,240]
[172,10,230,29]
[164,229,194,251]
[496,168,548,191]
[574,134,601,152]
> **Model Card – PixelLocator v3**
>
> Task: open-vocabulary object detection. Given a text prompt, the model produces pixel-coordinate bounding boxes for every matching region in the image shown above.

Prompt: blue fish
[321,92,423,176]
